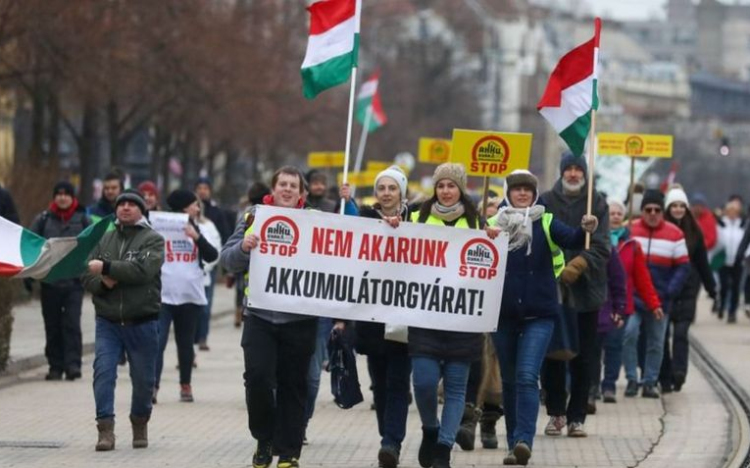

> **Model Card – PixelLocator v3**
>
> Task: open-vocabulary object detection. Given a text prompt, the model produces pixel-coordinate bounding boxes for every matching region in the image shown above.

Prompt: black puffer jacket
[672,228,716,322]
[354,205,409,356]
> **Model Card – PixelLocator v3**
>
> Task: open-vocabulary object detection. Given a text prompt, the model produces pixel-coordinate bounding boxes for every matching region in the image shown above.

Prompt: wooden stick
[481,176,490,220]
[628,155,635,221]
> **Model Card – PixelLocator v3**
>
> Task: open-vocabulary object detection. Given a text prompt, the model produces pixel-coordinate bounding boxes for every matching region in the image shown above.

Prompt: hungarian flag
[0,215,112,282]
[538,18,601,158]
[356,72,387,132]
[301,0,361,99]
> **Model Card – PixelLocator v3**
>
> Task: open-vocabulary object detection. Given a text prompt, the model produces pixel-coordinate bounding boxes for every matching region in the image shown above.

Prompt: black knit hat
[115,189,146,213]
[641,189,665,211]
[52,181,75,198]
[167,189,198,212]
[560,151,588,176]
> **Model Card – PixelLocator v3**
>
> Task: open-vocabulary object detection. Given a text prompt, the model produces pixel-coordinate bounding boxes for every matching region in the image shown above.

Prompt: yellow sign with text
[308,152,345,168]
[451,130,532,177]
[419,138,452,164]
[337,171,379,186]
[597,133,673,158]
[366,161,390,172]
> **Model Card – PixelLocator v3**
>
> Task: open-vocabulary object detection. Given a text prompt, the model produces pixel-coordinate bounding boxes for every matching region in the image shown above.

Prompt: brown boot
[130,415,149,448]
[234,307,242,328]
[95,418,115,451]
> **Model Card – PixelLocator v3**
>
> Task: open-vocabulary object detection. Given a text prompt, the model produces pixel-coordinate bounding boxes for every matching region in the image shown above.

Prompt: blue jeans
[195,270,216,344]
[492,317,553,450]
[411,356,470,447]
[622,308,669,386]
[368,352,412,449]
[93,317,159,420]
[600,325,625,392]
[305,318,332,423]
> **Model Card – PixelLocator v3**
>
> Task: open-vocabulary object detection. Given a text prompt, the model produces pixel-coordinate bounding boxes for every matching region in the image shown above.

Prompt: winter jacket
[30,204,90,287]
[202,200,232,244]
[616,234,661,315]
[541,180,610,312]
[694,209,718,251]
[407,210,483,362]
[81,217,164,323]
[597,247,627,334]
[673,227,716,322]
[497,212,585,323]
[630,219,690,313]
[354,205,410,357]
[88,197,116,221]
[220,204,315,325]
[719,216,746,266]
[0,185,19,224]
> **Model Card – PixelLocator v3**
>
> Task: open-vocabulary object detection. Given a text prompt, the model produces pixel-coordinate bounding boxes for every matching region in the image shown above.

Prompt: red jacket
[617,237,661,315]
[695,209,718,251]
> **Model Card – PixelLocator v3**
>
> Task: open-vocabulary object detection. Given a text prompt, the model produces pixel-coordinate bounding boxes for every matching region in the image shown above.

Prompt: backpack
[327,329,364,409]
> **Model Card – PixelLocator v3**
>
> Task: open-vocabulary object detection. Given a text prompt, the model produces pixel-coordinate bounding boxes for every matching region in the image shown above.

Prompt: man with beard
[89,172,123,224]
[305,170,336,213]
[540,152,610,438]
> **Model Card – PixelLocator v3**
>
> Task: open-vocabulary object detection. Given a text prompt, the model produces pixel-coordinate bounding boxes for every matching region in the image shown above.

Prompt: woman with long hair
[660,187,717,392]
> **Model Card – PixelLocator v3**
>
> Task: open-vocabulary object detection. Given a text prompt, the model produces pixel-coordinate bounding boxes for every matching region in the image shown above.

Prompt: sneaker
[642,384,660,399]
[602,389,617,403]
[180,384,194,402]
[567,422,587,438]
[503,450,517,465]
[65,367,82,381]
[544,416,566,436]
[378,445,400,468]
[728,315,738,324]
[252,440,273,468]
[198,342,210,351]
[624,380,638,397]
[45,370,63,381]
[673,372,686,392]
[660,381,673,394]
[277,457,299,468]
[513,441,531,466]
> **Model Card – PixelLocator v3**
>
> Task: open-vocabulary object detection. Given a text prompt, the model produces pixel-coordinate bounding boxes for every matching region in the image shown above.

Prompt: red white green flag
[0,215,112,282]
[538,18,601,158]
[356,72,387,132]
[301,0,361,99]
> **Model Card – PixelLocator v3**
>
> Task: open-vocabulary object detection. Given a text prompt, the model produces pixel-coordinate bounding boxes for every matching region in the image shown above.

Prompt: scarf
[49,198,79,223]
[375,202,407,220]
[492,205,545,254]
[610,227,628,247]
[430,201,465,223]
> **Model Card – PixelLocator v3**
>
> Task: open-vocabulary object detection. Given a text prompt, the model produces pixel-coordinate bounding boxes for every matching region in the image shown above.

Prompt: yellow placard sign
[308,152,345,168]
[366,161,390,172]
[337,171,379,186]
[451,130,532,177]
[597,133,673,158]
[419,138,452,164]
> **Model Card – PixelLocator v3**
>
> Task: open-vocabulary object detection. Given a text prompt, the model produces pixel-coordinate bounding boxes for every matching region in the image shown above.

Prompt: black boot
[455,403,481,451]
[432,443,452,468]
[479,405,503,449]
[418,426,439,468]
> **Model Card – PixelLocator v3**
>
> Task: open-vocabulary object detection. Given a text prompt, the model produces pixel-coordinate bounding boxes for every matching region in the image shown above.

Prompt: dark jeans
[40,283,83,373]
[195,270,216,344]
[305,318,332,424]
[493,317,554,450]
[719,266,740,318]
[543,310,598,424]
[465,359,482,406]
[93,317,159,420]
[242,314,317,459]
[660,320,691,384]
[598,324,625,393]
[367,352,412,449]
[156,303,201,387]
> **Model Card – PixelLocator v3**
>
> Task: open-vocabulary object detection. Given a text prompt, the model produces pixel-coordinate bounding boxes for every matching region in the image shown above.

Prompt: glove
[581,214,599,233]
[560,255,588,285]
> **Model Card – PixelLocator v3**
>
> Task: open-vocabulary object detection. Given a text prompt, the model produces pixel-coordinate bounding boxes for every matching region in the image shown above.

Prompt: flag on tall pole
[301,0,362,99]
[537,18,601,158]
[356,72,388,133]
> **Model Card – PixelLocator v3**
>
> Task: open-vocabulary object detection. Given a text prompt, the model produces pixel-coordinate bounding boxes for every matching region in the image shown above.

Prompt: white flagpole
[351,105,373,199]
[340,0,362,215]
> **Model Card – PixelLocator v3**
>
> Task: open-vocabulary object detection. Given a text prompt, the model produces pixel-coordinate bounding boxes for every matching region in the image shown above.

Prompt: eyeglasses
[644,207,662,214]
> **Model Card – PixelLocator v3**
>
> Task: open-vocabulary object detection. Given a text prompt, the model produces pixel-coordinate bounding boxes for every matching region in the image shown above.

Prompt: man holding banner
[220,166,317,468]
[540,153,610,439]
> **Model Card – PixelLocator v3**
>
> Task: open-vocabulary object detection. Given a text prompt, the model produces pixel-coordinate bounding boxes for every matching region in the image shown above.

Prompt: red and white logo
[459,238,499,280]
[259,216,300,257]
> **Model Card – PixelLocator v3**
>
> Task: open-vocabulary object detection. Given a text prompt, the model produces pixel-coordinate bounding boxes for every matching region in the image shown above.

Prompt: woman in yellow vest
[485,169,598,466]
[408,163,482,468]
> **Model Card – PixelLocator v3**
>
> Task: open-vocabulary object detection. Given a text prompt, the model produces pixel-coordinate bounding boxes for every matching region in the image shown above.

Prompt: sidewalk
[0,292,732,468]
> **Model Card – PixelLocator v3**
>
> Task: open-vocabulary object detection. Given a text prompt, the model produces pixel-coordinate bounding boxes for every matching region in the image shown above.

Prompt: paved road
[0,288,734,467]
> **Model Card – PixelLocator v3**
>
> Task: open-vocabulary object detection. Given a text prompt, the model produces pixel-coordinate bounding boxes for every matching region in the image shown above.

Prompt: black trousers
[40,283,83,373]
[242,314,317,459]
[465,359,482,406]
[542,310,598,424]
[719,266,740,318]
[156,303,201,387]
[660,320,691,384]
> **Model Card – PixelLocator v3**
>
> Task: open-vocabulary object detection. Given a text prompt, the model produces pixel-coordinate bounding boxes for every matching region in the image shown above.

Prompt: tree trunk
[79,103,99,205]
[47,91,60,161]
[29,86,46,164]
[107,100,121,169]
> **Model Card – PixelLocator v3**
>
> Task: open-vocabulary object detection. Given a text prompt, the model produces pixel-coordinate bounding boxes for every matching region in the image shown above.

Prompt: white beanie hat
[374,165,408,199]
[665,187,690,209]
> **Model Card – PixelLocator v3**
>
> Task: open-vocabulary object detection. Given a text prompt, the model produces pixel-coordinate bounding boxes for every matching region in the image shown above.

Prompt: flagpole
[351,105,373,199]
[585,110,597,249]
[340,66,358,215]
[628,155,635,221]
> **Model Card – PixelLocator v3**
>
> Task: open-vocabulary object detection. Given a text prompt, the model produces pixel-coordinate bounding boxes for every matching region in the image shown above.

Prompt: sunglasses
[644,207,662,214]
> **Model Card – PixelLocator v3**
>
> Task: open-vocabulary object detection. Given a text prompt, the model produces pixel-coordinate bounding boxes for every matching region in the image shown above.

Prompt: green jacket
[82,217,164,324]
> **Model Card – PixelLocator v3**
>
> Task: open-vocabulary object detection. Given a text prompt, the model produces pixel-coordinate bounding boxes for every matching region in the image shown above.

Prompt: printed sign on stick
[451,130,532,177]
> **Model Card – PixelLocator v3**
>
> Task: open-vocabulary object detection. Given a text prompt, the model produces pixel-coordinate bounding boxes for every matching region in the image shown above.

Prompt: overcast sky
[589,0,667,21]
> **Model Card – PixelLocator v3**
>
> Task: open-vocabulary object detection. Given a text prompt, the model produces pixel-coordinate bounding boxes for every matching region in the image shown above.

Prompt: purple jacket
[598,246,627,334]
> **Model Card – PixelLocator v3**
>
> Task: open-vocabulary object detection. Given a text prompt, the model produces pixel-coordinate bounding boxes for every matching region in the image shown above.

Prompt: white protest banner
[149,211,205,305]
[247,206,508,333]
